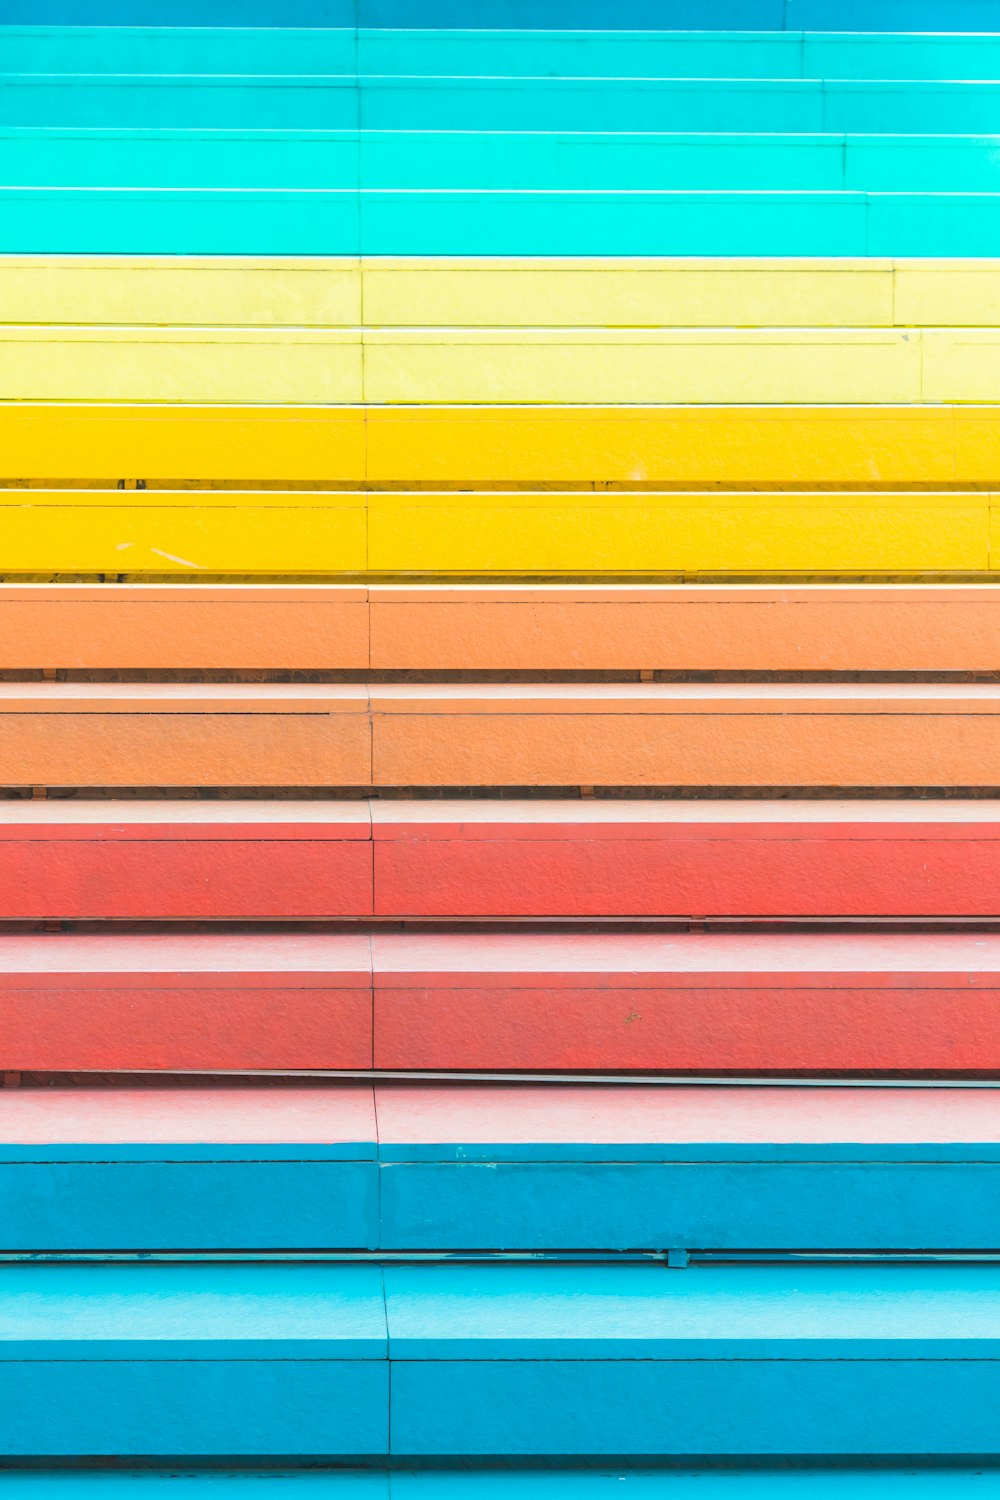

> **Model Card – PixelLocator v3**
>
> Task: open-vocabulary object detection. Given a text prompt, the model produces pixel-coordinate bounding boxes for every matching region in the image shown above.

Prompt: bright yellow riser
[0,489,992,575]
[367,491,992,574]
[4,257,1000,328]
[0,492,368,575]
[3,405,1000,488]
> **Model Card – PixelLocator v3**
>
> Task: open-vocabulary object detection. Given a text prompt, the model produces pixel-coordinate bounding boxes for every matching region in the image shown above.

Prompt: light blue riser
[7,187,1000,255]
[4,2,1000,31]
[6,132,1000,193]
[5,1157,1000,1253]
[7,29,1000,80]
[2,1263,1000,1458]
[6,78,1000,132]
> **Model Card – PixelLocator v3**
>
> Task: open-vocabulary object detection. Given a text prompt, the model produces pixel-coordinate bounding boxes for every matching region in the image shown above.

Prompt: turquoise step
[6,28,1000,80]
[3,187,999,255]
[0,130,363,189]
[6,77,1000,133]
[4,131,999,193]
[2,1262,1000,1458]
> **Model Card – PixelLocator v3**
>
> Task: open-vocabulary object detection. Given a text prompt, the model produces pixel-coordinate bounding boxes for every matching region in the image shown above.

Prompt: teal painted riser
[6,132,1000,191]
[6,78,1000,132]
[7,28,1000,79]
[2,188,998,254]
[5,1,1000,29]
[9,1479,1000,1500]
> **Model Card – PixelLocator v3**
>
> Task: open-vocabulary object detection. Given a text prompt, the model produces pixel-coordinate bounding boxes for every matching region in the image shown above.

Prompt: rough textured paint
[6,585,1000,671]
[11,681,1000,790]
[9,930,1000,1072]
[5,798,1000,918]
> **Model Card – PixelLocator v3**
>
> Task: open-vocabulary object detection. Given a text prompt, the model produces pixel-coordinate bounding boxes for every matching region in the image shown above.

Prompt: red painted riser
[375,830,1000,918]
[3,933,1000,1075]
[0,841,374,920]
[2,803,1000,918]
[0,988,372,1071]
[373,987,1000,1072]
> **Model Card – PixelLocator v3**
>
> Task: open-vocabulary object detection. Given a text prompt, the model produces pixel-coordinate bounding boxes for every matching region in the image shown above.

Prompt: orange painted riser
[4,585,999,674]
[370,686,1000,791]
[0,588,370,671]
[5,685,1000,789]
[0,686,371,788]
[368,587,1000,673]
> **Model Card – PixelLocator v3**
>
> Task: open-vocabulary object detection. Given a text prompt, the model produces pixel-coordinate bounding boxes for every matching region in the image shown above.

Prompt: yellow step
[0,489,990,576]
[3,405,998,488]
[6,256,1000,329]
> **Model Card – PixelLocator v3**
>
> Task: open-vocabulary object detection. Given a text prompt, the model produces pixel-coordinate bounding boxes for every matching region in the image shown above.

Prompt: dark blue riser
[7,30,1000,79]
[4,2,1000,30]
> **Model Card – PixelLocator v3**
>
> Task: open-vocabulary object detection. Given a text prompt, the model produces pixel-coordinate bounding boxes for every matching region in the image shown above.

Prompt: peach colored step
[2,683,1000,790]
[4,584,1000,672]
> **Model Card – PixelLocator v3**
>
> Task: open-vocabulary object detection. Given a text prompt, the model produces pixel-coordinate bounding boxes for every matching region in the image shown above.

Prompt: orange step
[3,584,1000,672]
[2,683,1000,790]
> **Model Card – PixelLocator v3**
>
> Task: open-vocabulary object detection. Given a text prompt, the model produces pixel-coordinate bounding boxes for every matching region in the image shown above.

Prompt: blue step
[3,1085,1000,1254]
[4,2,1000,31]
[0,1262,388,1459]
[3,1262,1000,1458]
[385,1262,1000,1458]
[6,28,1000,80]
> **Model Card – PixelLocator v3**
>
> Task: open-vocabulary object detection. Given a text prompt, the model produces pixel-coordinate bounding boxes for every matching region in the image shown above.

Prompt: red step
[3,931,1000,1075]
[1,800,999,919]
